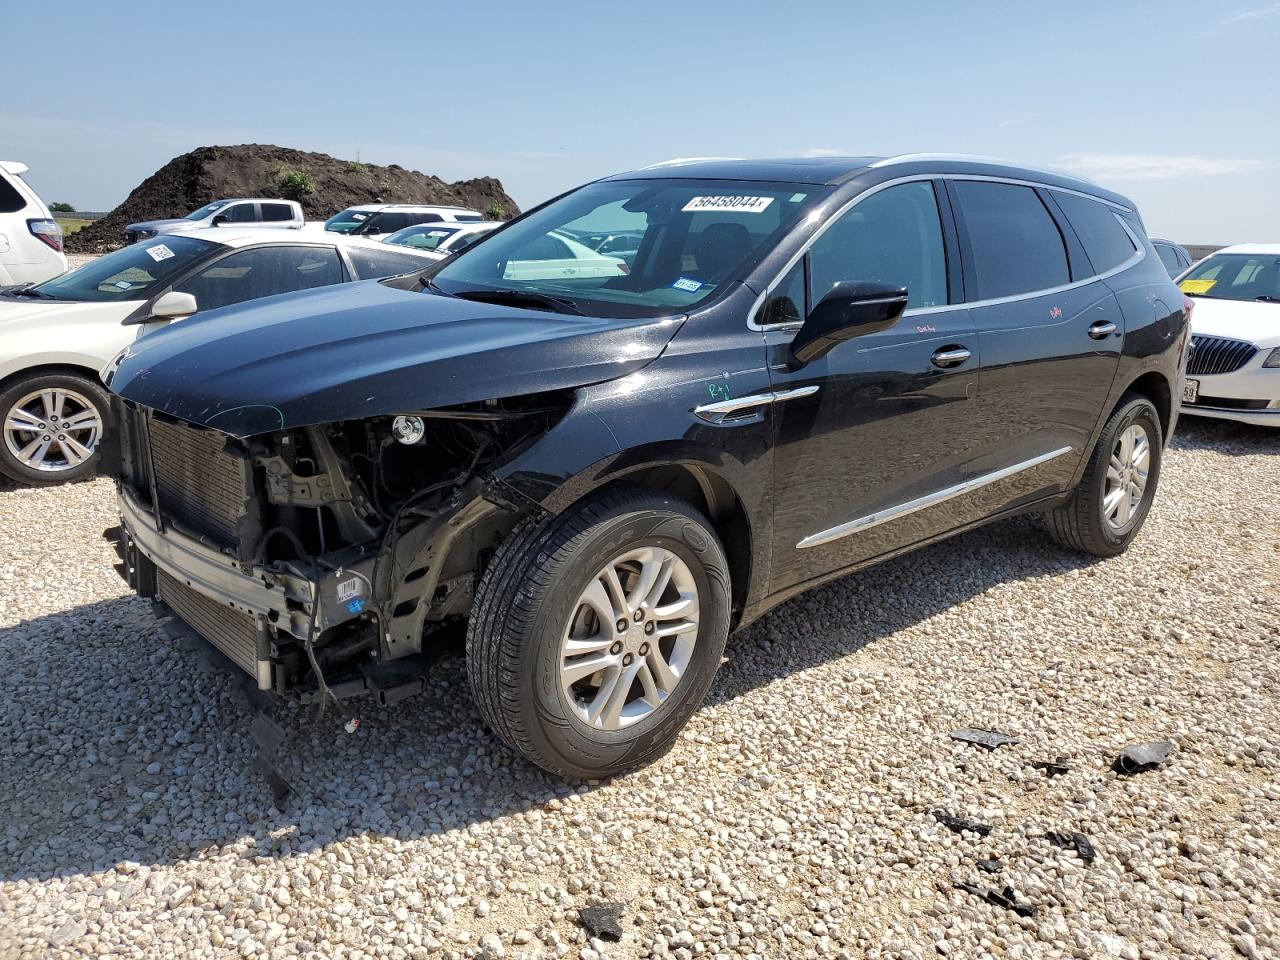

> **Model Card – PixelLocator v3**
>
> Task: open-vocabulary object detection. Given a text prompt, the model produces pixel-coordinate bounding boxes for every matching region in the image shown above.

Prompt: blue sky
[6,1,1278,242]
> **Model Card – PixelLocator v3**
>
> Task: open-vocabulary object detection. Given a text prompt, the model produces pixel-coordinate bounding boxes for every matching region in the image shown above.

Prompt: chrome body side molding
[797,446,1074,549]
[694,385,819,423]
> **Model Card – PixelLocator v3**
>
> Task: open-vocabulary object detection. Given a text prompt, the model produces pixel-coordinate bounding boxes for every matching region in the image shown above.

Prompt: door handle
[1088,321,1118,340]
[930,346,971,368]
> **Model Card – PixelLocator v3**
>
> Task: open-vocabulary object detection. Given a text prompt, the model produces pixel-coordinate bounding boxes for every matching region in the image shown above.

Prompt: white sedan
[1178,244,1280,428]
[0,229,435,484]
[382,221,500,256]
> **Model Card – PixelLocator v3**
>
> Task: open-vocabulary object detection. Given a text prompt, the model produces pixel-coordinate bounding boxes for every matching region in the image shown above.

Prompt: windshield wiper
[6,286,55,299]
[453,289,584,315]
[419,276,451,296]
[1253,295,1280,303]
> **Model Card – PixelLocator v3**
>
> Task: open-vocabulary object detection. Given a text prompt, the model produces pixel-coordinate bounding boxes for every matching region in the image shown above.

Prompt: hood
[1190,297,1280,348]
[107,280,683,437]
[0,294,131,330]
[125,219,190,233]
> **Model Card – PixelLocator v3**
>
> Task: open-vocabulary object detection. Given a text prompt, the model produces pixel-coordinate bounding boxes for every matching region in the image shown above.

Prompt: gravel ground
[1,417,1277,960]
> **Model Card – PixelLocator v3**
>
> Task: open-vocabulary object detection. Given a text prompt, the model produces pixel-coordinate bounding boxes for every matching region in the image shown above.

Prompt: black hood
[106,280,684,437]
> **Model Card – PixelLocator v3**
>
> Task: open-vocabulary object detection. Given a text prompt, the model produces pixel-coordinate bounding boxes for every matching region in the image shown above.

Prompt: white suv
[0,161,67,286]
[323,204,485,238]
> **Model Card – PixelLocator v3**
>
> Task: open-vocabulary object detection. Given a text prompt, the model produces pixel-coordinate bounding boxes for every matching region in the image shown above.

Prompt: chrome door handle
[693,385,819,423]
[1088,321,1118,340]
[930,346,971,368]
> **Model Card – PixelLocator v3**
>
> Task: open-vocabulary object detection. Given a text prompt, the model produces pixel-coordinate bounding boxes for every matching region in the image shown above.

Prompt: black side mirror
[788,281,909,369]
[211,215,228,227]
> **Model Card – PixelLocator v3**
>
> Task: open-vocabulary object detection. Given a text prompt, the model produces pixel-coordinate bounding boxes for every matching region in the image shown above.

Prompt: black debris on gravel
[950,728,1019,750]
[977,859,1004,874]
[954,882,1037,918]
[578,903,625,941]
[1046,830,1097,864]
[932,810,993,837]
[1114,740,1175,775]
[1032,757,1071,776]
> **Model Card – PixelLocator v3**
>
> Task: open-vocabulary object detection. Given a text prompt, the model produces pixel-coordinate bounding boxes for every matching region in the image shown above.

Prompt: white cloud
[1205,2,1280,35]
[1055,153,1266,181]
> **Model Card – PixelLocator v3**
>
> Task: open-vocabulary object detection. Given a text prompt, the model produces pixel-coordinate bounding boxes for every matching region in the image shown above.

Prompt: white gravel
[1,417,1277,960]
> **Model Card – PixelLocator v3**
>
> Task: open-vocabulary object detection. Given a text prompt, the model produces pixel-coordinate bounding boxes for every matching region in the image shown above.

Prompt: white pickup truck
[124,198,304,243]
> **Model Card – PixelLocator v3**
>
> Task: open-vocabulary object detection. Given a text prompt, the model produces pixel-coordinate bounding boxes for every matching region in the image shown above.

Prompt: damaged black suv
[104,156,1188,778]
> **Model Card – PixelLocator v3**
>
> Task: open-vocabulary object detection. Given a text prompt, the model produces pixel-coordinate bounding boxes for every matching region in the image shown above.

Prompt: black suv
[104,155,1189,778]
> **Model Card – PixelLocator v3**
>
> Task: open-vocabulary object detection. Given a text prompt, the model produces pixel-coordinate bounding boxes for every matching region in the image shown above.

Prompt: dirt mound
[68,144,520,253]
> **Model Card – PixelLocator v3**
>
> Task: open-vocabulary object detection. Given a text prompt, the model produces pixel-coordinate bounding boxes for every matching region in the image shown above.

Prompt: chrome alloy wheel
[558,545,701,731]
[3,388,103,473]
[1104,423,1150,530]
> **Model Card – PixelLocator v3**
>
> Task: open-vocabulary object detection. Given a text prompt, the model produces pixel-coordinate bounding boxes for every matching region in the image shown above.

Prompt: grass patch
[55,218,91,236]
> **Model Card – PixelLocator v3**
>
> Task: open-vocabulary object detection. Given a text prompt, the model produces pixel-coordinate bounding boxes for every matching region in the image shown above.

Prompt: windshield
[325,208,374,234]
[385,224,463,250]
[431,179,830,318]
[30,236,214,302]
[186,201,228,221]
[1180,253,1280,303]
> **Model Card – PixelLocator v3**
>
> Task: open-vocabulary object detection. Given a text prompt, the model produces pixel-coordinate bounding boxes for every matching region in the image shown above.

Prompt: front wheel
[0,372,111,485]
[1045,394,1163,557]
[466,488,731,779]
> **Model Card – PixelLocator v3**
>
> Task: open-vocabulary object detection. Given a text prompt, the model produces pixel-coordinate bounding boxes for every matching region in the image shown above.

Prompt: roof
[177,227,437,258]
[1211,243,1280,256]
[609,153,1133,208]
[339,203,482,213]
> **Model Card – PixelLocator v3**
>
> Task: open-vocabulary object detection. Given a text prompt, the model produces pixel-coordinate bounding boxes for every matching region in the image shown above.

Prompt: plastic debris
[950,728,1019,750]
[977,859,1003,874]
[1046,830,1096,864]
[954,882,1036,918]
[578,903,624,941]
[1032,757,1071,776]
[1114,740,1175,775]
[932,810,993,837]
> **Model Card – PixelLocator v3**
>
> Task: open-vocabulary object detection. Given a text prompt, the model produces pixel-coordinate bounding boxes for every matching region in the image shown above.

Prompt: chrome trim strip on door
[796,446,1074,549]
[747,175,1146,333]
[693,384,819,421]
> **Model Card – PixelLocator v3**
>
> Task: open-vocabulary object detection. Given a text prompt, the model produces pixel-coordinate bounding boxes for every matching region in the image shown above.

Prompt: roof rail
[639,157,745,170]
[870,153,1099,186]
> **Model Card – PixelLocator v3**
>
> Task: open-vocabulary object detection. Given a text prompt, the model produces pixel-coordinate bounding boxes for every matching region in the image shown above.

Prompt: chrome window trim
[748,174,1145,333]
[796,445,1074,549]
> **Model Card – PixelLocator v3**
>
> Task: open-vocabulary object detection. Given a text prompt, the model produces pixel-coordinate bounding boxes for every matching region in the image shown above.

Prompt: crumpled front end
[109,393,572,701]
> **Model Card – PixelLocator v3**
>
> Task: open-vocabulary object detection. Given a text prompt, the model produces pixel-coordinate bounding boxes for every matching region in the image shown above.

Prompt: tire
[0,372,111,486]
[1046,394,1163,557]
[466,487,732,779]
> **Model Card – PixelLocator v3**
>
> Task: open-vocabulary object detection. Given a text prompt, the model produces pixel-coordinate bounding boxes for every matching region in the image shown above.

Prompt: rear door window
[346,247,429,279]
[0,174,27,214]
[1053,192,1136,275]
[261,203,296,222]
[952,181,1070,299]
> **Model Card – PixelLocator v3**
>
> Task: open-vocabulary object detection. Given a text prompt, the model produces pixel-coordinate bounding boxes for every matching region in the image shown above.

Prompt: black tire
[1046,394,1163,557]
[466,487,732,779]
[0,371,111,486]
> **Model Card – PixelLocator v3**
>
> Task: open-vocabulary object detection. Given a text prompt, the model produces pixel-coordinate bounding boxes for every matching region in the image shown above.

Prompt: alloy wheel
[1103,423,1150,530]
[3,388,103,473]
[558,545,701,731]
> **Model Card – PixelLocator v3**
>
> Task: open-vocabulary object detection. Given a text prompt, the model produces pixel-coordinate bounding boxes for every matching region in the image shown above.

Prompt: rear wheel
[1045,394,1162,557]
[0,372,110,485]
[466,488,731,778]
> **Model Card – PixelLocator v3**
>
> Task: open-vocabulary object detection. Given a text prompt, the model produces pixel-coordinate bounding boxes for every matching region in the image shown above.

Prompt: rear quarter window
[0,174,27,214]
[952,180,1070,299]
[1053,192,1137,275]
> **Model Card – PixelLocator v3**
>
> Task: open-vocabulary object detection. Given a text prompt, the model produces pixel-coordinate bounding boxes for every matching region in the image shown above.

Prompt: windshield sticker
[113,280,132,289]
[672,277,703,293]
[145,244,175,263]
[351,213,369,221]
[427,230,449,237]
[682,195,774,214]
[1180,278,1216,294]
[789,193,807,203]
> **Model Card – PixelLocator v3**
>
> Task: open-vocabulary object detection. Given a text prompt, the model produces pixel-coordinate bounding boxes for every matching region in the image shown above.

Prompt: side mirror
[211,215,228,227]
[149,290,199,320]
[788,281,909,369]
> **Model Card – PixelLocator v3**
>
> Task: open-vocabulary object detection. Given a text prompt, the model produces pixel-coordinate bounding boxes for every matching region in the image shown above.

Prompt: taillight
[27,218,64,253]
[1182,294,1195,319]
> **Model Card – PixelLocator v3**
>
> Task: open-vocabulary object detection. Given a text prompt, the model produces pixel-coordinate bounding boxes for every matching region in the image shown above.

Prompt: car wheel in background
[0,372,111,485]
[466,488,732,779]
[1045,393,1163,557]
